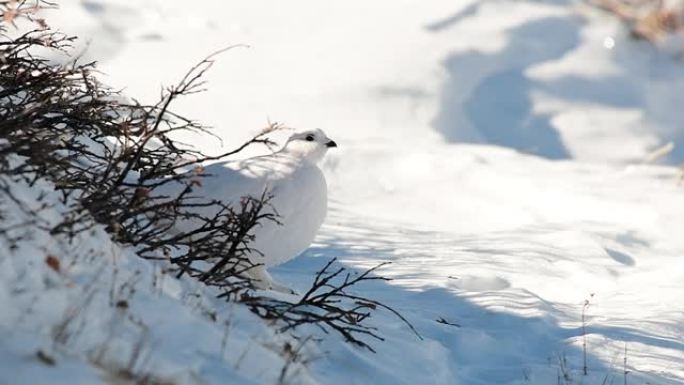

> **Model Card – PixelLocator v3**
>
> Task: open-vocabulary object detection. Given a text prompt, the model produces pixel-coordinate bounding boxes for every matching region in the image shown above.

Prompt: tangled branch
[240,258,422,353]
[1,8,419,354]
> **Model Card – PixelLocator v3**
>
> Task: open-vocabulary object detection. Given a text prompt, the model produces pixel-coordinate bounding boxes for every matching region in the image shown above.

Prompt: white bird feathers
[161,128,337,293]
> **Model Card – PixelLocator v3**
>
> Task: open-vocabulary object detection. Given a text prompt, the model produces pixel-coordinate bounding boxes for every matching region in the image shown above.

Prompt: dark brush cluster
[0,0,275,295]
[0,1,417,353]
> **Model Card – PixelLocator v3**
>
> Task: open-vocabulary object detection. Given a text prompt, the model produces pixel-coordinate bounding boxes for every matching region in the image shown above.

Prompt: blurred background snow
[44,0,684,164]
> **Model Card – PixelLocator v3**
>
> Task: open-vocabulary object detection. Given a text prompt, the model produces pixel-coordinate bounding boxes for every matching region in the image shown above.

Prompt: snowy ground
[3,0,684,384]
[0,172,320,385]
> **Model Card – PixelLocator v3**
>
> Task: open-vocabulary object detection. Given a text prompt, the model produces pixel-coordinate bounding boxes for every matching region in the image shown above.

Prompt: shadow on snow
[271,214,682,385]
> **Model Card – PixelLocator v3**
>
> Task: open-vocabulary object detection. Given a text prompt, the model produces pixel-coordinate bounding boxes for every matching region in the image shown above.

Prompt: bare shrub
[239,258,423,353]
[0,2,418,354]
[0,3,276,294]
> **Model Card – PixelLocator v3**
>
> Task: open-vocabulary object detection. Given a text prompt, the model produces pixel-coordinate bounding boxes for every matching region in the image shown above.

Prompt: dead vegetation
[0,0,417,359]
[240,258,423,353]
[587,0,684,42]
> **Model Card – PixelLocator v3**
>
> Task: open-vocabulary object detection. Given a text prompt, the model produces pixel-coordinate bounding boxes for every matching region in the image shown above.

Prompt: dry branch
[0,8,418,354]
[238,258,422,353]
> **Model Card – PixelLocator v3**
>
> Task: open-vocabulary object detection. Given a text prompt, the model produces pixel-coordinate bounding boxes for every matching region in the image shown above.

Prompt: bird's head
[282,128,337,163]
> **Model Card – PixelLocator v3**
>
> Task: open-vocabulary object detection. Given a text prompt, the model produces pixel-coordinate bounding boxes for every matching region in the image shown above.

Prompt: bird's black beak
[326,140,338,148]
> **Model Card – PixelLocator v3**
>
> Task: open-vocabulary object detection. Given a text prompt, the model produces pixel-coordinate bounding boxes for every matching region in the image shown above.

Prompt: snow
[0,167,317,385]
[3,0,684,384]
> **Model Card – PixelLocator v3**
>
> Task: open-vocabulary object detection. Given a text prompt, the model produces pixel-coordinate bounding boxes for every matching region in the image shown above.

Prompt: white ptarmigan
[163,129,336,293]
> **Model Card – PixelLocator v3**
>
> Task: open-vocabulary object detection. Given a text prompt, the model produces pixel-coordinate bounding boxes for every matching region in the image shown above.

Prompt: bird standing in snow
[161,129,337,293]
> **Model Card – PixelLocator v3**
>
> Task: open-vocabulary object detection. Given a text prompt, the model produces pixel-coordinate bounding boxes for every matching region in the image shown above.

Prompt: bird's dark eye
[305,135,315,142]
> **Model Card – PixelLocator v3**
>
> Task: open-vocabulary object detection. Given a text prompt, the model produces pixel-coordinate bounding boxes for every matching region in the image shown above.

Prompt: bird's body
[197,151,328,268]
[158,129,336,292]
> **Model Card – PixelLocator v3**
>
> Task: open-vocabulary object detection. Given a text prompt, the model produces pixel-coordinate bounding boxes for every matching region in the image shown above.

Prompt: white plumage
[160,128,336,292]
